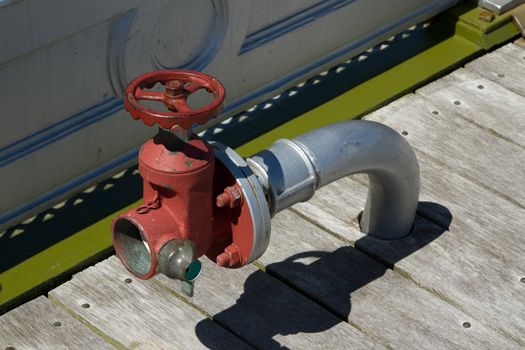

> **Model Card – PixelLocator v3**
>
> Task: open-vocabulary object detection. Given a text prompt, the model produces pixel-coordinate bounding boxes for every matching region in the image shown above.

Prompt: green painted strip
[0,4,519,313]
[455,19,519,49]
[0,202,136,312]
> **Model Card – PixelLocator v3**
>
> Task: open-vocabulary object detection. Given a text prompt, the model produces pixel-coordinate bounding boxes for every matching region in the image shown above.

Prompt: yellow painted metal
[435,2,520,49]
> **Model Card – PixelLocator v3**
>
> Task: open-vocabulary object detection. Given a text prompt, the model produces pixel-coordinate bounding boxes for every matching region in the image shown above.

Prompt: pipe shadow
[196,202,452,349]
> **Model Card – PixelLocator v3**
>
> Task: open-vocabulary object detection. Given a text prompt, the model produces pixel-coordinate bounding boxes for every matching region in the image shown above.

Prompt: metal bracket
[512,4,525,35]
[474,0,525,14]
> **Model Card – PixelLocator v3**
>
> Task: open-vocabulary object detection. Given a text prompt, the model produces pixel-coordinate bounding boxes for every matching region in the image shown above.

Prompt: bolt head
[165,79,183,93]
[216,185,243,208]
[225,186,242,208]
[216,244,241,267]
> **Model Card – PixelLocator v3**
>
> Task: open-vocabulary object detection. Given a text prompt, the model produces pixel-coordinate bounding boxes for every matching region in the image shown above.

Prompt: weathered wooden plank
[367,93,525,207]
[363,94,525,259]
[416,67,525,148]
[465,43,525,98]
[339,94,525,345]
[416,155,525,260]
[155,242,382,350]
[49,257,251,350]
[0,296,113,350]
[356,217,525,347]
[291,175,368,244]
[256,210,520,350]
[293,175,525,347]
[287,85,525,345]
[293,152,525,265]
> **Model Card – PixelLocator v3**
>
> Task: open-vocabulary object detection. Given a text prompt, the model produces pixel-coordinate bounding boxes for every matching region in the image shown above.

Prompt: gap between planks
[0,296,115,350]
[49,257,254,350]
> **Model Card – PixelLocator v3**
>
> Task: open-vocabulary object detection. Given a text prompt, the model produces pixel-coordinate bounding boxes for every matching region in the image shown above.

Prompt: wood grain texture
[416,67,525,148]
[465,43,525,97]
[366,93,525,208]
[292,148,525,267]
[291,176,368,245]
[0,296,113,350]
[293,152,525,264]
[256,210,519,350]
[49,257,251,350]
[155,243,382,350]
[364,94,525,259]
[358,94,525,345]
[293,173,525,347]
[356,217,525,348]
[289,83,525,346]
[415,155,525,261]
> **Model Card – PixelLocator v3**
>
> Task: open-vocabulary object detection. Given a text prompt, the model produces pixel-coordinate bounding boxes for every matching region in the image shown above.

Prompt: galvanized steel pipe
[247,120,420,240]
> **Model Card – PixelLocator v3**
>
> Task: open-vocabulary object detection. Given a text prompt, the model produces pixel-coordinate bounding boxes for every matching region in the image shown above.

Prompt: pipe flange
[211,142,271,264]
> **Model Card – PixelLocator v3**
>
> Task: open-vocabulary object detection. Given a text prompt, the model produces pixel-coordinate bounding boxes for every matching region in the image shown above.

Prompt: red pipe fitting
[113,133,215,279]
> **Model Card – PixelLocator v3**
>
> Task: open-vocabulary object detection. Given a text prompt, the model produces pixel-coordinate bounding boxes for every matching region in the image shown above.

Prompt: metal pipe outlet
[247,120,420,240]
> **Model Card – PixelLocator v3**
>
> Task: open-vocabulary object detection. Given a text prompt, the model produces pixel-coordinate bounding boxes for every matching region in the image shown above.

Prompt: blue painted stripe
[239,0,355,54]
[228,0,455,113]
[0,97,123,168]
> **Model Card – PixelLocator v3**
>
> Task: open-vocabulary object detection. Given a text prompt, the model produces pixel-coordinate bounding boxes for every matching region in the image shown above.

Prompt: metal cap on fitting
[157,240,202,281]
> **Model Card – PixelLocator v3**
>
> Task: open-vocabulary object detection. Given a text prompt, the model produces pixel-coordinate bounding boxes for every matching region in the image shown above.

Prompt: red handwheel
[124,70,226,130]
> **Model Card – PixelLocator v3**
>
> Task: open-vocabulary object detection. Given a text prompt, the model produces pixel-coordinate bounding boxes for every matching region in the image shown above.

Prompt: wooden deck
[1,42,524,349]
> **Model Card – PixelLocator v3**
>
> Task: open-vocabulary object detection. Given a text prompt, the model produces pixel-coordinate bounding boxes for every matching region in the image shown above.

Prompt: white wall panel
[0,0,457,228]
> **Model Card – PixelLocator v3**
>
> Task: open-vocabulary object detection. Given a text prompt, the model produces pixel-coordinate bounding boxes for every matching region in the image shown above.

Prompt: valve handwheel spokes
[124,70,226,130]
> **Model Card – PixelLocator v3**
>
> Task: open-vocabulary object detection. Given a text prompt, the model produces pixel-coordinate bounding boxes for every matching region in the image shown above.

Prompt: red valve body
[113,135,215,278]
[112,70,259,280]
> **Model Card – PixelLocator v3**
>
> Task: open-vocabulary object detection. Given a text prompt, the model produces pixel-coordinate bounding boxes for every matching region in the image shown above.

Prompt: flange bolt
[216,244,241,267]
[216,185,243,208]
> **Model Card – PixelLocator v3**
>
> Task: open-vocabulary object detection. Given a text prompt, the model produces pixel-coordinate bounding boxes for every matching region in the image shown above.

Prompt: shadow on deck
[196,202,452,349]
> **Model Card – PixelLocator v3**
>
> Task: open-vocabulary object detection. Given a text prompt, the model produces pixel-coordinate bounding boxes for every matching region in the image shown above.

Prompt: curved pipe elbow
[247,120,420,240]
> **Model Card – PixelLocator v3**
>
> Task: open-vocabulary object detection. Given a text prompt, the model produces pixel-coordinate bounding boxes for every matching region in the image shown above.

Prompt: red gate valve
[112,70,271,297]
